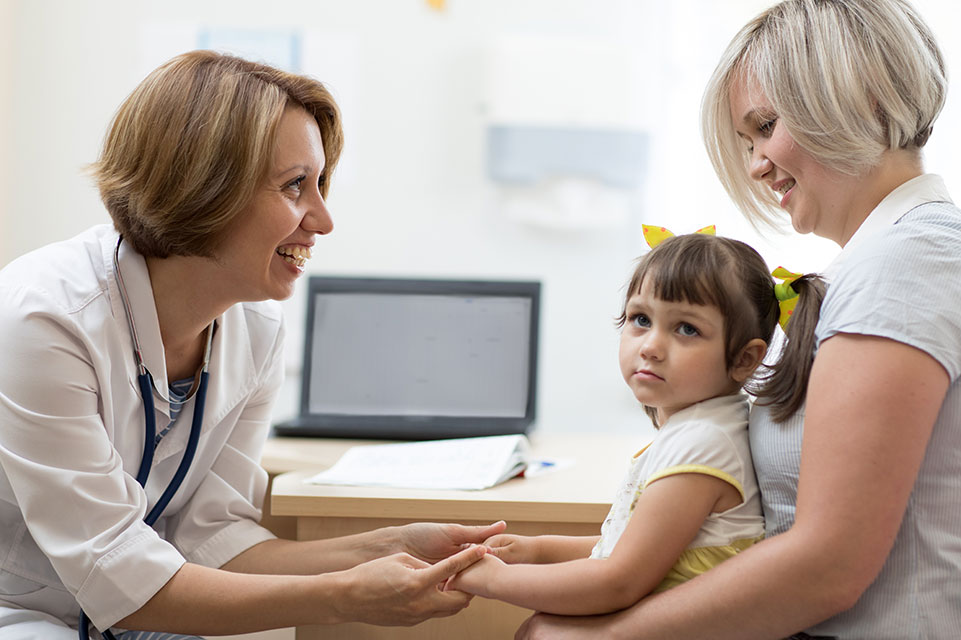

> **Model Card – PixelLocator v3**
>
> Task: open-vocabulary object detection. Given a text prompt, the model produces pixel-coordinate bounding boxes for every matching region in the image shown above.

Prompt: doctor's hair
[91,50,343,258]
[616,233,824,426]
[701,0,946,230]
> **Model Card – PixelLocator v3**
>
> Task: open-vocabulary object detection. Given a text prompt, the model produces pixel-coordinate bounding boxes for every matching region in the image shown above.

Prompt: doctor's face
[215,105,333,302]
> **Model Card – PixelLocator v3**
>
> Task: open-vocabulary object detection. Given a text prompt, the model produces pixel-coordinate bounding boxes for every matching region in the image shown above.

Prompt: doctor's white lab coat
[0,225,283,632]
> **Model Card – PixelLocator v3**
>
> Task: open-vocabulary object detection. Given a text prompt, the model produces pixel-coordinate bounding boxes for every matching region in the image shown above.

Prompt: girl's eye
[630,314,651,329]
[678,323,699,337]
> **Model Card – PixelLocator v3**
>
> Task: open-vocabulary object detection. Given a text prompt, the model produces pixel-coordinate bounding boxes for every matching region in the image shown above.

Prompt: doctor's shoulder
[0,225,113,309]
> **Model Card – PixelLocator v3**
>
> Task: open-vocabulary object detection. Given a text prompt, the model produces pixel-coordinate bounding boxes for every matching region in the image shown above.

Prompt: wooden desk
[266,433,642,640]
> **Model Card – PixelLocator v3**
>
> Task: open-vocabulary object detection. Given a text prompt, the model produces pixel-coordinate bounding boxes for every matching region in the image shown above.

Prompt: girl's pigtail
[751,274,827,422]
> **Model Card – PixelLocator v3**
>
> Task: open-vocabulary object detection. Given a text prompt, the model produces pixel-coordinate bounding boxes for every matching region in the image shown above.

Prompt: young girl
[445,229,824,615]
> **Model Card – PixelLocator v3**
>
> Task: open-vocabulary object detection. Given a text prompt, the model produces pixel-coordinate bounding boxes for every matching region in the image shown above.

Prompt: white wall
[0,0,13,249]
[3,0,959,437]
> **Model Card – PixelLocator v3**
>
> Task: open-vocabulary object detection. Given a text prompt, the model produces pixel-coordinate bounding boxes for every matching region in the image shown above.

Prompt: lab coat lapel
[151,303,257,462]
[203,303,257,429]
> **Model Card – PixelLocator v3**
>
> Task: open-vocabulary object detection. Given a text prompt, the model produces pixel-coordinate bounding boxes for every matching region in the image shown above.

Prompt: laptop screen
[274,276,540,440]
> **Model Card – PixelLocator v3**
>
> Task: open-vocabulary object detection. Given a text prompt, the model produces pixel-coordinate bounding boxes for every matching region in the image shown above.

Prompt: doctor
[0,50,501,639]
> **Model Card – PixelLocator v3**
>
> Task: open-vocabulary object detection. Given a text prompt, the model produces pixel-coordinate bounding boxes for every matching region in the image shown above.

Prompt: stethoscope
[78,237,214,640]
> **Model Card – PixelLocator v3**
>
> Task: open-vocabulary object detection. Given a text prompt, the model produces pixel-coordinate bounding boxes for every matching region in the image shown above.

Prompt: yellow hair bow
[642,224,716,249]
[772,266,802,330]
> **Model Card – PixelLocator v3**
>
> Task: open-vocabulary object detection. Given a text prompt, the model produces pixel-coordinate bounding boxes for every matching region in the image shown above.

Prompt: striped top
[750,192,961,638]
[158,378,194,444]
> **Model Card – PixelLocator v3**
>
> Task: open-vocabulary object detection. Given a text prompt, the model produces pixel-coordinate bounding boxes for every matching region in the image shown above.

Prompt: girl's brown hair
[617,233,824,426]
[91,50,344,258]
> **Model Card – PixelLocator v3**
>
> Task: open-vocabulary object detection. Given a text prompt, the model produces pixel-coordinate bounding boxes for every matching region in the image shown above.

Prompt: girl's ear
[730,338,768,383]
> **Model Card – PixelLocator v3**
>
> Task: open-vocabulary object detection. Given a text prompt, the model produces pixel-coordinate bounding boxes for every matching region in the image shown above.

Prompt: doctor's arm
[447,471,736,615]
[116,544,487,633]
[517,334,949,639]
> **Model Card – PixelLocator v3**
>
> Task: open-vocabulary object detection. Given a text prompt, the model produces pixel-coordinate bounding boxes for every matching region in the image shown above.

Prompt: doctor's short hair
[91,50,343,258]
[701,0,947,230]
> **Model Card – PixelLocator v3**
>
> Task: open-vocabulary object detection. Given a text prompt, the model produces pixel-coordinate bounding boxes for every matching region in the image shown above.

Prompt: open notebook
[306,434,530,491]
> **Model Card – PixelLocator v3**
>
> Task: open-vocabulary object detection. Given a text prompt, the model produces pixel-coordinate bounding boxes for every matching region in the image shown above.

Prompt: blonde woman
[0,51,500,639]
[517,1,959,638]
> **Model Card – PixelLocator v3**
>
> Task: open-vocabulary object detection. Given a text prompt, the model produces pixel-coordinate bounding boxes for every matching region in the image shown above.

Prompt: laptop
[273,275,541,440]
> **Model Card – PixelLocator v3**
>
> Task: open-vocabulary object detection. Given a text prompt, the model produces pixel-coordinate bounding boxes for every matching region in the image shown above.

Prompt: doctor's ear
[729,338,767,384]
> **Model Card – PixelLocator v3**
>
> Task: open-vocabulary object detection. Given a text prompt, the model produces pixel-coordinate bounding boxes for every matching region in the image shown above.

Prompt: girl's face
[214,105,333,302]
[619,278,740,425]
[728,75,867,246]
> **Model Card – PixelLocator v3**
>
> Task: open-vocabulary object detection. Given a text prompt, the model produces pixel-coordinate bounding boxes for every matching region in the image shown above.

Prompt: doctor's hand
[335,544,487,626]
[397,520,506,564]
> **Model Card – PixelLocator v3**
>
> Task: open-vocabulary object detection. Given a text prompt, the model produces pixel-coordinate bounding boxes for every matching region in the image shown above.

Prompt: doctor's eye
[285,175,307,194]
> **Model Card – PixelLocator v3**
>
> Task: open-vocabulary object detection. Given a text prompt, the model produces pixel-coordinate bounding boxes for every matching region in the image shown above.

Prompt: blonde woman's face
[728,75,864,245]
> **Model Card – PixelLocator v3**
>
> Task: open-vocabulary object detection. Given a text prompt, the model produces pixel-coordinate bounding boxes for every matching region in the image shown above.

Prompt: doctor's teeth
[276,246,312,266]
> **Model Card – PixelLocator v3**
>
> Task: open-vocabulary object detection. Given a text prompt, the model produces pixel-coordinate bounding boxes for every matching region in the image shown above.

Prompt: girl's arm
[448,472,739,615]
[517,334,950,639]
[484,533,600,564]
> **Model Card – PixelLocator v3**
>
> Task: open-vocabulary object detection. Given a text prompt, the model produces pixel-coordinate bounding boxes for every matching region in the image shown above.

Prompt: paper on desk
[305,434,530,491]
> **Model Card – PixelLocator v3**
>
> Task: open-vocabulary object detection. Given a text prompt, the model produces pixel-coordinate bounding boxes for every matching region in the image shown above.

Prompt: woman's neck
[836,149,924,247]
[145,254,230,381]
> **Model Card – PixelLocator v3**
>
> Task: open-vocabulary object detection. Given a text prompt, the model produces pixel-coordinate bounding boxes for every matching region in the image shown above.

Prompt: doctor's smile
[276,244,312,270]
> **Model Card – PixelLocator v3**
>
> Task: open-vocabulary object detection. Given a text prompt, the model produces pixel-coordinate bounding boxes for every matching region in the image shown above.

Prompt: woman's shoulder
[831,201,960,284]
[818,201,961,377]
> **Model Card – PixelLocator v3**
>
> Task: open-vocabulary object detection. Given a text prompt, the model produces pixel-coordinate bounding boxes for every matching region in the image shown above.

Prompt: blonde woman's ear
[730,338,768,383]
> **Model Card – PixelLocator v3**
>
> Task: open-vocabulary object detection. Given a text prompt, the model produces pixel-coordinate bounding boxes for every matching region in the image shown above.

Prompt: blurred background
[2,0,958,439]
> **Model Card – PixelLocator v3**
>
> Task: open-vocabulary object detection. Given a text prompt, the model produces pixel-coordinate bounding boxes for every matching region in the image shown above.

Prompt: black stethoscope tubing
[78,238,213,640]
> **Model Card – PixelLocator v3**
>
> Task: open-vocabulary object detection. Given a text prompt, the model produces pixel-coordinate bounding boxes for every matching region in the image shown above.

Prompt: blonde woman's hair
[91,50,344,258]
[702,0,946,229]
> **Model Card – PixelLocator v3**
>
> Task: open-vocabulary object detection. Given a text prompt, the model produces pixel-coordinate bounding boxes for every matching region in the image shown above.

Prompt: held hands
[443,552,507,597]
[397,520,506,564]
[336,544,488,626]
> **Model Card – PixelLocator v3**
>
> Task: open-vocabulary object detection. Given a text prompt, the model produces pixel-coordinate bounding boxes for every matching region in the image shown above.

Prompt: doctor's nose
[304,189,334,236]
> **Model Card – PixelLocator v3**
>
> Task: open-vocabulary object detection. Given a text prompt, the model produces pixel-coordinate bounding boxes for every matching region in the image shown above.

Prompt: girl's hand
[483,534,542,564]
[485,534,598,564]
[443,552,506,598]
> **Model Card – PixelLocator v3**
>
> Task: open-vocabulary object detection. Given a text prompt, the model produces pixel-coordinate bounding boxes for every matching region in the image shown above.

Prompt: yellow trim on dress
[644,464,745,502]
[633,442,653,459]
[654,535,764,593]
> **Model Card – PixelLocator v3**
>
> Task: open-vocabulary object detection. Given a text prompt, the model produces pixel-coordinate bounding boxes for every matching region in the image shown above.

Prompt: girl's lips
[634,370,664,382]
